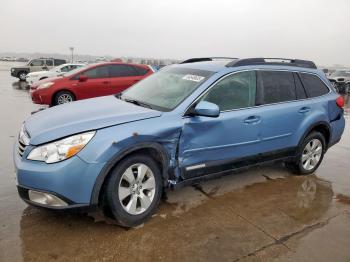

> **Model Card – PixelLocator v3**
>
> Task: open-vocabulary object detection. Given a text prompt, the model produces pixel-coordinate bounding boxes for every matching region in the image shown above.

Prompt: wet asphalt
[0,67,350,262]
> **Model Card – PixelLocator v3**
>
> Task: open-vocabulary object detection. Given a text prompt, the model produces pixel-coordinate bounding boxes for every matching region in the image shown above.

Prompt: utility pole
[69,47,74,62]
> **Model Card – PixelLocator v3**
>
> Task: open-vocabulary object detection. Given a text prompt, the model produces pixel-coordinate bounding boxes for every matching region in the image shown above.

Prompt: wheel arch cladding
[300,121,331,148]
[90,142,170,206]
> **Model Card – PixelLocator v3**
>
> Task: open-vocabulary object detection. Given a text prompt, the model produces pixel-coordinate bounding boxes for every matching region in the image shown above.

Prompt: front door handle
[102,81,110,84]
[244,116,261,124]
[298,107,311,114]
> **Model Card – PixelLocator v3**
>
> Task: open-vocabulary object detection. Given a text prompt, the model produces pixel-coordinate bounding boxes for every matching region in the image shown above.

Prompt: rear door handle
[298,107,311,114]
[102,81,110,84]
[244,116,261,124]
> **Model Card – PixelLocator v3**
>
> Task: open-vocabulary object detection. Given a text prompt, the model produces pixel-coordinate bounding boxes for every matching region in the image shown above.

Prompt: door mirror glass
[194,101,220,117]
[79,75,88,82]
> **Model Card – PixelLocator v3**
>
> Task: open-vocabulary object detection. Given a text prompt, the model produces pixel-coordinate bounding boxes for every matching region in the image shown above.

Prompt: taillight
[336,96,344,108]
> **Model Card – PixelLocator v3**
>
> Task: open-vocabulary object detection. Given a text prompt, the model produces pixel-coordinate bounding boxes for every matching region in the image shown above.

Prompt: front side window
[30,59,44,66]
[46,60,53,66]
[121,67,213,111]
[257,71,296,105]
[81,66,109,79]
[201,71,256,111]
[300,73,329,98]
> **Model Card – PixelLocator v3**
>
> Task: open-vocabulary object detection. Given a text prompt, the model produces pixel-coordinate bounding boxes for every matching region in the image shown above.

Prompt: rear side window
[299,73,329,97]
[109,65,138,77]
[257,71,296,105]
[202,71,256,111]
[133,66,149,76]
[293,73,307,99]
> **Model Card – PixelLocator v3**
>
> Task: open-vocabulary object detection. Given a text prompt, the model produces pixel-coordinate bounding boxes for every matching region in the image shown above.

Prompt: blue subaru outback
[14,57,345,227]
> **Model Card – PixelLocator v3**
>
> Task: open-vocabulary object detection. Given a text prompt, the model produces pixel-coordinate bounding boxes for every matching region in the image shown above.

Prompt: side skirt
[173,147,296,188]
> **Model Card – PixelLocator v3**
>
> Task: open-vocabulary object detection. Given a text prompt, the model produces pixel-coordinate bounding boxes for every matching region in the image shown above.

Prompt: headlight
[37,81,54,89]
[27,131,95,163]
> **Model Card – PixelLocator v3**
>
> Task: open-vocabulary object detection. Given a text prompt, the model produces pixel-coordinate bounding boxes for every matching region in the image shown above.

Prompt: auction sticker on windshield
[182,74,205,82]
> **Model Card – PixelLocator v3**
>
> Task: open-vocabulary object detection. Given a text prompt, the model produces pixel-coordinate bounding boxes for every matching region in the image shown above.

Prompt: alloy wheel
[57,94,73,104]
[118,163,156,215]
[302,139,323,171]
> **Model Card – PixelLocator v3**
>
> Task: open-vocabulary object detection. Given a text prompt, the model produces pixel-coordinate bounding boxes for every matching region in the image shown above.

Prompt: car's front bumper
[14,142,105,210]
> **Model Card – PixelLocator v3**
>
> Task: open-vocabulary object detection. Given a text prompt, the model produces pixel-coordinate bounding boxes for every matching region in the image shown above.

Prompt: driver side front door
[178,70,262,179]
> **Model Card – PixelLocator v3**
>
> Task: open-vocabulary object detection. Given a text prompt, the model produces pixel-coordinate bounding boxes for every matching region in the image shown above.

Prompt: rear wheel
[287,131,326,175]
[53,90,75,105]
[104,154,163,227]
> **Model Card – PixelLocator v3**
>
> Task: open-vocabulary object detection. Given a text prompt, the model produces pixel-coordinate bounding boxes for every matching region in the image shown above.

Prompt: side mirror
[79,75,88,82]
[194,101,220,117]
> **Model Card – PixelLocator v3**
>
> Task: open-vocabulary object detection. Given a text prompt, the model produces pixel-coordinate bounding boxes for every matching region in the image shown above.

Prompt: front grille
[18,140,27,157]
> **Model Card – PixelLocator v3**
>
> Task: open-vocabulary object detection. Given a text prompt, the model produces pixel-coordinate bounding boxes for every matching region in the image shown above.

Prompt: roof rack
[180,57,238,64]
[226,58,317,69]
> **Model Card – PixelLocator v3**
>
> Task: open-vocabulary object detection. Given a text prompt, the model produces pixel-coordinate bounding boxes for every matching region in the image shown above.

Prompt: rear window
[257,71,296,105]
[299,73,329,97]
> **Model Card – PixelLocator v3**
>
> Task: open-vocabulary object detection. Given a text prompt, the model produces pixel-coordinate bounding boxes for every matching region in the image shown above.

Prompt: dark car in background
[30,62,153,106]
[10,58,66,81]
[328,70,350,93]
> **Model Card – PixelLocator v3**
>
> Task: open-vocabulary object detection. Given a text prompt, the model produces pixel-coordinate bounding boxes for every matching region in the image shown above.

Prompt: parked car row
[14,57,346,227]
[30,62,154,106]
[26,63,85,85]
[11,58,67,81]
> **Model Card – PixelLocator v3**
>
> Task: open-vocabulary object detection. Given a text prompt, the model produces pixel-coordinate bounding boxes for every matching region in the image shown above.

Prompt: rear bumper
[329,114,346,148]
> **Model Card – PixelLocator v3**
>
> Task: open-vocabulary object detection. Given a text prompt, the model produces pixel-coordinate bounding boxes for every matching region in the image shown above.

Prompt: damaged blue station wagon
[14,57,345,227]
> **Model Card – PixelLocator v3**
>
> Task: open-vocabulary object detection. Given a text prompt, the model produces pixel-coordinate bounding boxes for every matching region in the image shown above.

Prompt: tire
[18,71,27,81]
[53,90,75,105]
[104,154,163,227]
[287,131,326,175]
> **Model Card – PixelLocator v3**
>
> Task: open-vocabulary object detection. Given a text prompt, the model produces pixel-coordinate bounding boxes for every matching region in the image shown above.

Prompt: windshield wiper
[123,98,153,109]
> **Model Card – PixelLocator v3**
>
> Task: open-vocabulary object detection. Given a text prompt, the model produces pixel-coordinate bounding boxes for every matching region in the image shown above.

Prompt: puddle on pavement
[14,165,340,262]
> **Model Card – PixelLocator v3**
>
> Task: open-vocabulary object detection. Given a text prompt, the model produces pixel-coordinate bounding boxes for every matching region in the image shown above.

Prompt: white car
[26,63,85,85]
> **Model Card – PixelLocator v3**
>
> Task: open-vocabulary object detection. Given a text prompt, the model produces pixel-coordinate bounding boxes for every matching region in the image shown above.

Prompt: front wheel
[287,131,326,175]
[104,154,163,227]
[18,71,27,81]
[53,91,75,105]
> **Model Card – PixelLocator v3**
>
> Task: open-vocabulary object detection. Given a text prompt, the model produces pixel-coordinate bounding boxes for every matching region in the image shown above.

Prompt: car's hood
[25,96,162,145]
[27,71,53,77]
[31,76,64,88]
[11,65,29,69]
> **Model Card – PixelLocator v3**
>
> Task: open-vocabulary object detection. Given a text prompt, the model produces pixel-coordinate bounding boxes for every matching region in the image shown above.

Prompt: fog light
[28,190,68,207]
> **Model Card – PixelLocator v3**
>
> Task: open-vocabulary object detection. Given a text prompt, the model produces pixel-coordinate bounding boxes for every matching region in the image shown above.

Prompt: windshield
[63,65,88,77]
[332,71,350,77]
[121,66,214,111]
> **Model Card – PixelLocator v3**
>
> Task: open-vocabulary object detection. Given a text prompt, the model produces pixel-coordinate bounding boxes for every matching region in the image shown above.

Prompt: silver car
[328,70,350,93]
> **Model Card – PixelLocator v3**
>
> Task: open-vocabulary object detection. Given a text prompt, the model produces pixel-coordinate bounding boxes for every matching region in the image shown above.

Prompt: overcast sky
[0,0,349,66]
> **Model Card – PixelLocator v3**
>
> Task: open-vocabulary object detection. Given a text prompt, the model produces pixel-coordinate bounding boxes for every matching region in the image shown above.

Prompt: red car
[30,62,153,106]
